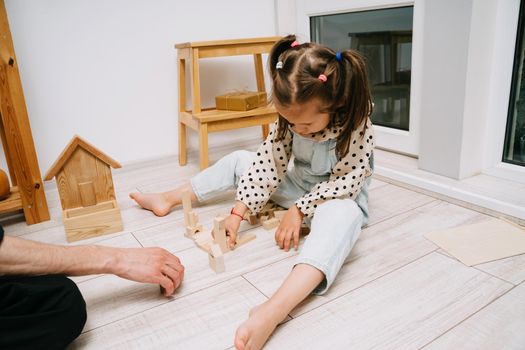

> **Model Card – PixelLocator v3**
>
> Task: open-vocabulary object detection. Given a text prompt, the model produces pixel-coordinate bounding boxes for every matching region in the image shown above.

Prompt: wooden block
[234,232,256,248]
[182,189,192,226]
[246,214,258,225]
[262,217,280,230]
[213,217,229,253]
[194,230,213,253]
[185,223,203,237]
[259,215,269,223]
[188,210,198,227]
[208,243,225,273]
[273,210,287,220]
[63,200,123,242]
[300,225,310,235]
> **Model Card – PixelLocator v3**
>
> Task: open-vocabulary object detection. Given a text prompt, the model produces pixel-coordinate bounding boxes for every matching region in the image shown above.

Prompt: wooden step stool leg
[199,122,209,170]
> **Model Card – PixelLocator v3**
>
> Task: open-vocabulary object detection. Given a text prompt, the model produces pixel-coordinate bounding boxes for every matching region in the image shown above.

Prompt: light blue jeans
[191,150,371,294]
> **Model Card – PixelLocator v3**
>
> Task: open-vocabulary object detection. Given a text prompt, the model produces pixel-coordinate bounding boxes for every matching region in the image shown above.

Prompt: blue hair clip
[335,52,342,62]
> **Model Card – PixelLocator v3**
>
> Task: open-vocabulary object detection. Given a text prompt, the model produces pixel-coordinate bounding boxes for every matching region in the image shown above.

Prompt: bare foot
[234,301,287,350]
[129,192,173,217]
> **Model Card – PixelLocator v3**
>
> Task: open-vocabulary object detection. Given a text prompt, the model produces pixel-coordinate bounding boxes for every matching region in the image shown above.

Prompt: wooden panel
[0,185,21,213]
[190,48,201,114]
[0,113,15,185]
[74,225,296,331]
[59,148,96,209]
[65,200,116,218]
[0,1,49,224]
[244,201,485,317]
[178,57,187,166]
[190,105,277,122]
[175,36,281,49]
[63,200,123,242]
[423,282,525,350]
[78,181,96,206]
[94,157,116,204]
[73,277,267,349]
[179,111,199,130]
[0,70,49,224]
[262,253,511,350]
[208,114,277,133]
[198,43,275,58]
[253,53,266,92]
[198,123,208,169]
[475,254,525,285]
[45,136,121,180]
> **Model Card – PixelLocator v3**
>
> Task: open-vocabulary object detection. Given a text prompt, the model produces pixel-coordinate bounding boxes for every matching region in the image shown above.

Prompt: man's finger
[165,257,184,274]
[158,274,175,296]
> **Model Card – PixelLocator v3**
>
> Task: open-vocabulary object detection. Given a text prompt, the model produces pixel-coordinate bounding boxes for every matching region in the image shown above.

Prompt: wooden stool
[175,37,280,169]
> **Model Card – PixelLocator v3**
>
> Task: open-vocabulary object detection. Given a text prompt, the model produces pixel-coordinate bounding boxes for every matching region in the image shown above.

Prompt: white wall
[3,0,276,175]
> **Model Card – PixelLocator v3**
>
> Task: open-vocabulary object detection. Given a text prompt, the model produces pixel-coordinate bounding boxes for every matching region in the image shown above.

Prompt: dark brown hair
[270,34,373,159]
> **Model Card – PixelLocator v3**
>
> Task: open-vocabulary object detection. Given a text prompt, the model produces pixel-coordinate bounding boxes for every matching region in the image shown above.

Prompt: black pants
[0,274,87,350]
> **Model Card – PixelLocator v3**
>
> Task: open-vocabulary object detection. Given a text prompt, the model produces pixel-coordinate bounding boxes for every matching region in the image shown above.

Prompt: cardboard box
[215,91,267,111]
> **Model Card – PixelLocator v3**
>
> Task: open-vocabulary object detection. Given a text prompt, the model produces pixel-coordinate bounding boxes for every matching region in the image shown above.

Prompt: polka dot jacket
[236,118,375,218]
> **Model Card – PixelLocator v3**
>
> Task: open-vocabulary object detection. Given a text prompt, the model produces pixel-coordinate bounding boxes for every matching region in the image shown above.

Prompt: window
[311,6,414,131]
[503,0,525,167]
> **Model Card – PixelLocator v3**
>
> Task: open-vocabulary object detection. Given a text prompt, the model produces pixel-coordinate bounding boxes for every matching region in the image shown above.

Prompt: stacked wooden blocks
[181,190,256,273]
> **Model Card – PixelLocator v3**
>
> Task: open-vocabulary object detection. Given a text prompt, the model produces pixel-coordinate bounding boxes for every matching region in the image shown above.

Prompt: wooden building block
[188,210,200,227]
[273,210,287,220]
[244,212,258,225]
[213,216,230,253]
[185,223,203,237]
[208,243,225,273]
[181,189,192,226]
[262,217,280,230]
[259,215,269,223]
[194,230,213,253]
[235,232,256,248]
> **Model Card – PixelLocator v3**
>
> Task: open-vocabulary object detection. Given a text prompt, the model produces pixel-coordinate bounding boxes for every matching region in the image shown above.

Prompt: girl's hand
[224,214,243,249]
[275,205,304,251]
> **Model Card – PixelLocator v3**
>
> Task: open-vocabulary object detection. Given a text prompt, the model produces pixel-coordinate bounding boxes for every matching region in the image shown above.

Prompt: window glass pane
[311,6,414,131]
[504,1,525,167]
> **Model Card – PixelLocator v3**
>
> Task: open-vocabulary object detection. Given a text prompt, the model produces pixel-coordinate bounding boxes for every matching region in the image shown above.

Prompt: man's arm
[0,235,184,296]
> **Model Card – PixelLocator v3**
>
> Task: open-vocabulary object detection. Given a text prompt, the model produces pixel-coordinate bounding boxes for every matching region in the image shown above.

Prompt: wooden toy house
[44,135,123,242]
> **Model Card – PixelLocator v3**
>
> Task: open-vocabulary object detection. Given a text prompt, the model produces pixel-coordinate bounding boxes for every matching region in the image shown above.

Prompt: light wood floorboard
[1,147,523,349]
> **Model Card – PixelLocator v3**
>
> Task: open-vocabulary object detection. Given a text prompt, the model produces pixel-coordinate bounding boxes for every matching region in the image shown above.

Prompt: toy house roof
[44,135,121,180]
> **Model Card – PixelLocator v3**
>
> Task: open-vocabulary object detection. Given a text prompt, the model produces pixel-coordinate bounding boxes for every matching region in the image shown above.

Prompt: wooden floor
[4,146,525,350]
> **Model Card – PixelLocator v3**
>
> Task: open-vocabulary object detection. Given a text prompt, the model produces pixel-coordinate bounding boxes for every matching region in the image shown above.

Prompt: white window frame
[295,0,422,156]
[484,0,525,184]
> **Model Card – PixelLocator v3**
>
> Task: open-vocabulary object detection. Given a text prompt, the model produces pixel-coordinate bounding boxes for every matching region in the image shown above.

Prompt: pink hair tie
[318,74,327,82]
[291,40,300,47]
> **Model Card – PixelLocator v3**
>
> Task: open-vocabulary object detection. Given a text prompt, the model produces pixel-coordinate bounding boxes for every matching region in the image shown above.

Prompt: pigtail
[333,50,372,159]
[269,35,297,78]
[270,35,300,141]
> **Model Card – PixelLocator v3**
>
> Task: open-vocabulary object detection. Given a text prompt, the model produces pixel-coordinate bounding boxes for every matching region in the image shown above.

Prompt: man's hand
[275,205,304,251]
[112,247,184,297]
[224,215,242,249]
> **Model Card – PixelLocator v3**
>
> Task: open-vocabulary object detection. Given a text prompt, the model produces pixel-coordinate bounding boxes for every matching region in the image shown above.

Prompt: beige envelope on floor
[424,217,525,266]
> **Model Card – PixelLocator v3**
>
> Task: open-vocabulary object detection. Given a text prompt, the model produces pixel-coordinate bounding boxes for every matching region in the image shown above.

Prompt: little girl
[131,35,375,350]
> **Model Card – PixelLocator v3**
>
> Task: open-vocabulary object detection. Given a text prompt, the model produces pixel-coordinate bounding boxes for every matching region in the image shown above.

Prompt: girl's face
[274,99,330,136]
